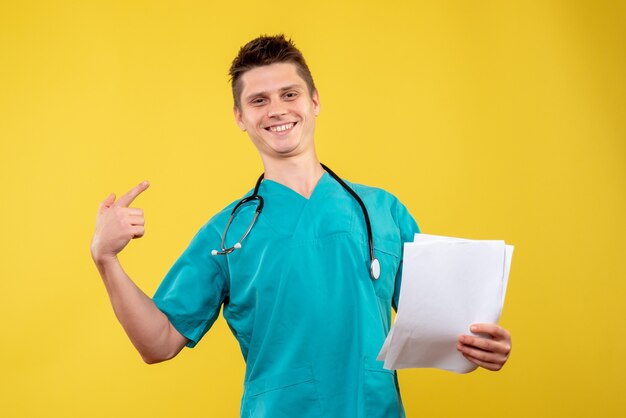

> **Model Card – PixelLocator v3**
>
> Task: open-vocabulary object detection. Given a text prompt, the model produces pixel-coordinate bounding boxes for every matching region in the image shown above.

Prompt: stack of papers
[377,234,513,373]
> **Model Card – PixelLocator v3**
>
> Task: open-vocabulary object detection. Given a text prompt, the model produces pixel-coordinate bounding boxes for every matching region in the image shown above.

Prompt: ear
[312,90,321,116]
[233,106,246,131]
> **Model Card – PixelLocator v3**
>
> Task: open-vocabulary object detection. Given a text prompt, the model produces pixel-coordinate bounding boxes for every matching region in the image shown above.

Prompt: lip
[264,121,298,134]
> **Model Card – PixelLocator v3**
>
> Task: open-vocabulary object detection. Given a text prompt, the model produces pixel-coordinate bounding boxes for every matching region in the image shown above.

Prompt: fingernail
[470,325,478,332]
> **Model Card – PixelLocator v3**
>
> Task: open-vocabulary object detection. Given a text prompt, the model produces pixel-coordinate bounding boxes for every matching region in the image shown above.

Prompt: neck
[261,153,325,198]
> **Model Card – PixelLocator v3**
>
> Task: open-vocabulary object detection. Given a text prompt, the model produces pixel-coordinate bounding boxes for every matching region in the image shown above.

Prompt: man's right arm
[90,181,189,364]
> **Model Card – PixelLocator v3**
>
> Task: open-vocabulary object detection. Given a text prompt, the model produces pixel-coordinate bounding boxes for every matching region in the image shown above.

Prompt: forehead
[239,62,308,98]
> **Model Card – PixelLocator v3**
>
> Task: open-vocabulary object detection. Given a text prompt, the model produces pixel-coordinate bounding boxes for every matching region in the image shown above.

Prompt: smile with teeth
[266,122,296,133]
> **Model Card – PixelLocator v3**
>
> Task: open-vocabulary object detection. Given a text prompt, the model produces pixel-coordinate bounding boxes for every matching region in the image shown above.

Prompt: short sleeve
[392,200,420,311]
[153,222,229,348]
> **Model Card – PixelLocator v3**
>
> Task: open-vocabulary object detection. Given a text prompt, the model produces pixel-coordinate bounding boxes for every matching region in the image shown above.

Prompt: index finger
[115,181,150,207]
[469,323,511,340]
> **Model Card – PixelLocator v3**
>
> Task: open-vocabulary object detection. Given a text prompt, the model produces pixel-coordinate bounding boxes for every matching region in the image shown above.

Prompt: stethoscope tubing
[212,164,380,279]
[320,163,376,266]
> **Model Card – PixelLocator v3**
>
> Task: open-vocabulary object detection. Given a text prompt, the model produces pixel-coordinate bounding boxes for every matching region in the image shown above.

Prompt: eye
[250,97,266,106]
[283,91,299,100]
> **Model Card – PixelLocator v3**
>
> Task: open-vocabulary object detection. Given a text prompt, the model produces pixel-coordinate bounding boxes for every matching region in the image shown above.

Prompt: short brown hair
[229,34,317,109]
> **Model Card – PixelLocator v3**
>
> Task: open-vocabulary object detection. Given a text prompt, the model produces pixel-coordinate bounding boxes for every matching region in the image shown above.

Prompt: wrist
[91,248,118,268]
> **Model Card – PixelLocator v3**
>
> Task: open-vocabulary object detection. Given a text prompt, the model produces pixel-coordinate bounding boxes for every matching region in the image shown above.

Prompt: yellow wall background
[1,1,624,417]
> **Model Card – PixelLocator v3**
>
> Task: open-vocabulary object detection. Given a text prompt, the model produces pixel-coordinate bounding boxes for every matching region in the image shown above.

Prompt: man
[91,35,511,417]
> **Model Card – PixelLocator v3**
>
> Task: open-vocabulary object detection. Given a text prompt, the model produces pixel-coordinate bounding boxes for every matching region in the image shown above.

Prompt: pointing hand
[91,181,150,263]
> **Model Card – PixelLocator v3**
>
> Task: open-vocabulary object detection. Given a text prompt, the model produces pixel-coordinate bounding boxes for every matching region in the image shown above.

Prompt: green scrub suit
[153,172,419,417]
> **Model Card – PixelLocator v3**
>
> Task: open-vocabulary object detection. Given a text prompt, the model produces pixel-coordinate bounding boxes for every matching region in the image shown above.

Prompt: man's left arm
[457,323,512,371]
[390,196,512,372]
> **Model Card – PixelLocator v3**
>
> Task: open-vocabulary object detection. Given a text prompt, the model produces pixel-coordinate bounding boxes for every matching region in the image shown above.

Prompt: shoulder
[347,180,409,214]
[346,179,420,239]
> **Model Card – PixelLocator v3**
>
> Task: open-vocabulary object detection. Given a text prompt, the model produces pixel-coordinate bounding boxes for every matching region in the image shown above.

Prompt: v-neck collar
[255,172,336,235]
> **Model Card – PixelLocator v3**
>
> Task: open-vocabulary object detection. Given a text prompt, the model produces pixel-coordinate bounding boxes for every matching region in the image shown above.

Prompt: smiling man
[234,61,323,192]
[91,34,512,418]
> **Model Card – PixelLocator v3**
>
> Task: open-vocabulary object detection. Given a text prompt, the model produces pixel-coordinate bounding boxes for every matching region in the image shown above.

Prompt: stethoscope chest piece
[370,258,380,280]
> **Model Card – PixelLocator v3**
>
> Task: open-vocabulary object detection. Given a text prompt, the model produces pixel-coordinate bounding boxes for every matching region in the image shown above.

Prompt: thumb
[98,193,116,212]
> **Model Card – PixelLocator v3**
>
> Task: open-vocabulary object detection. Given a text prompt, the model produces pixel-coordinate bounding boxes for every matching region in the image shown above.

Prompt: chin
[267,141,301,156]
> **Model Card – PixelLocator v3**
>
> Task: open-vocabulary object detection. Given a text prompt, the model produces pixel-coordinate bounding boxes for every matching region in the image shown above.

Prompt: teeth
[269,123,294,132]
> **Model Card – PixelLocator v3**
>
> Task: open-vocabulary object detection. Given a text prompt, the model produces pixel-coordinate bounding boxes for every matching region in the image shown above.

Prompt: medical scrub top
[153,172,419,418]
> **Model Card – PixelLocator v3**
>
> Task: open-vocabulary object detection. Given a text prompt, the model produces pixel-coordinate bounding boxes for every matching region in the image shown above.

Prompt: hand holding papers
[377,234,513,373]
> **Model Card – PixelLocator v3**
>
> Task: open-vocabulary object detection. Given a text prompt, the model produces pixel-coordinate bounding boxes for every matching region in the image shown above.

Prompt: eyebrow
[244,84,303,101]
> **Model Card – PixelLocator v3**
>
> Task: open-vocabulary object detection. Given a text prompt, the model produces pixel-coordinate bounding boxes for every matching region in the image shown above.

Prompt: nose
[267,103,287,118]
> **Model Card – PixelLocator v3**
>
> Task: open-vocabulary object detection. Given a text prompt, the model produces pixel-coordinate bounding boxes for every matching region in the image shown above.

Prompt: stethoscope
[211,163,381,280]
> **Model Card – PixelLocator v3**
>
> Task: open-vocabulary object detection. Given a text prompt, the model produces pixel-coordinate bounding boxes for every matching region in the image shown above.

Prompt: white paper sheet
[377,234,513,373]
